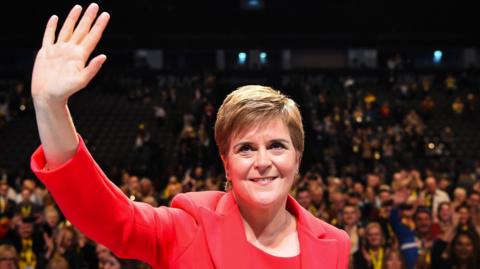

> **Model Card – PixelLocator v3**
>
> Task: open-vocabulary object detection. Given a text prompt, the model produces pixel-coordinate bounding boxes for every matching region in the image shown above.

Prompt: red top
[248,243,301,269]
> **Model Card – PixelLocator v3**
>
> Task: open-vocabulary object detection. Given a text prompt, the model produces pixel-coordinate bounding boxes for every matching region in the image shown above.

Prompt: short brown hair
[215,85,304,157]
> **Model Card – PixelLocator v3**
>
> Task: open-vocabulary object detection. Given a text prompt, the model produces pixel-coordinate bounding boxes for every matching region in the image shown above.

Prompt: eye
[269,142,286,150]
[238,144,253,152]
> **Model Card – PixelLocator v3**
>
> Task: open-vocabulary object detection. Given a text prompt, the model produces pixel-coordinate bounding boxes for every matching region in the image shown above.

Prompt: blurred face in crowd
[330,192,345,212]
[438,177,450,191]
[380,201,393,218]
[45,209,59,228]
[367,174,380,188]
[342,206,358,226]
[20,188,32,202]
[57,228,75,250]
[99,254,121,269]
[353,182,364,195]
[365,225,383,249]
[17,222,33,239]
[438,203,452,223]
[425,177,437,194]
[139,178,153,197]
[96,244,110,260]
[454,188,467,203]
[224,118,300,210]
[468,192,480,210]
[347,194,360,206]
[385,251,404,269]
[454,234,474,261]
[297,190,312,209]
[310,187,324,206]
[414,211,432,236]
[365,187,375,202]
[401,203,415,218]
[0,184,8,197]
[0,248,17,269]
[129,176,140,193]
[378,190,391,205]
[457,207,470,225]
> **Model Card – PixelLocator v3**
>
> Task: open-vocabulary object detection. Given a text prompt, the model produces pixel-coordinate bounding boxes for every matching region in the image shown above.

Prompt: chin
[251,193,286,208]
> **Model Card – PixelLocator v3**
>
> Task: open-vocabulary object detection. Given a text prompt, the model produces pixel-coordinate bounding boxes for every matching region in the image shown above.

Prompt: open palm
[31,3,110,105]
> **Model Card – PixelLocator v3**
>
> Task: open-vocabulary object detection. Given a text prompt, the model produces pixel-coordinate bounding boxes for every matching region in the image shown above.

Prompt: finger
[70,3,99,44]
[80,54,107,88]
[58,5,83,42]
[42,15,58,47]
[81,12,110,58]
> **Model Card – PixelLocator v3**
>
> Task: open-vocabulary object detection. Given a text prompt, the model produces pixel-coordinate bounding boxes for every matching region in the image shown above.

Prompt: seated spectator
[46,254,69,269]
[431,230,480,269]
[383,248,407,269]
[339,204,363,255]
[353,222,386,269]
[0,244,18,269]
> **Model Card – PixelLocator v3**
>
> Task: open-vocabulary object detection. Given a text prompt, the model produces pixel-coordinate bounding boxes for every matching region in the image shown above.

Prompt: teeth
[252,177,275,182]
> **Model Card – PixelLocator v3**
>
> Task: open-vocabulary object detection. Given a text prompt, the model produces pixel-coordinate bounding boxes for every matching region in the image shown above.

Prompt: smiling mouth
[249,177,278,185]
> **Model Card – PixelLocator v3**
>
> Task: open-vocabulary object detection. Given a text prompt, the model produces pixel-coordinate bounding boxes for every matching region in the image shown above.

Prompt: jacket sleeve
[30,135,197,268]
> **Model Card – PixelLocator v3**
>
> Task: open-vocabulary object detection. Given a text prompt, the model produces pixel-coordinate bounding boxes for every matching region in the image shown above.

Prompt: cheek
[227,157,253,179]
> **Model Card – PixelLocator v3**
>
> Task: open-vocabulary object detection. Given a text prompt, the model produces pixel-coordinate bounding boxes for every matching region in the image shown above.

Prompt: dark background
[2,0,479,49]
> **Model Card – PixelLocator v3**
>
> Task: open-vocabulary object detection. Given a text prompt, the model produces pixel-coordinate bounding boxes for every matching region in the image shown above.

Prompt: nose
[254,147,272,172]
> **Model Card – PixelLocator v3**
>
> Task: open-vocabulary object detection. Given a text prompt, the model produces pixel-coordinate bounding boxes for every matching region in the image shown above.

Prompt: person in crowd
[431,230,479,269]
[29,3,350,269]
[0,244,18,269]
[352,222,386,269]
[382,248,407,269]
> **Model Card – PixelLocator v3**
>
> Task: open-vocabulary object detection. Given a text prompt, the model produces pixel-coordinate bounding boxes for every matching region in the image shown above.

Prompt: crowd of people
[0,69,479,268]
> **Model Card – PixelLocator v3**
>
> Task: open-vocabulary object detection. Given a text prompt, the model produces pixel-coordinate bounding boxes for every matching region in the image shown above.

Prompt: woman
[29,3,349,269]
[382,249,406,269]
[431,230,480,269]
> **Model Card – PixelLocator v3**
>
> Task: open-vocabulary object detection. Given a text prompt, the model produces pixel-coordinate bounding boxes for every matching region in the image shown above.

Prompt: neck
[345,224,356,230]
[235,194,294,246]
[370,245,381,251]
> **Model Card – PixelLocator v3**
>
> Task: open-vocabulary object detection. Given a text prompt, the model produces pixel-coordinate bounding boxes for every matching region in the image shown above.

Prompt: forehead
[230,117,291,144]
[367,226,381,234]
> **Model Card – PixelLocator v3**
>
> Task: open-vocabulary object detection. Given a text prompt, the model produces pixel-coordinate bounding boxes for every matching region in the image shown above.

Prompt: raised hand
[31,3,110,169]
[31,3,110,105]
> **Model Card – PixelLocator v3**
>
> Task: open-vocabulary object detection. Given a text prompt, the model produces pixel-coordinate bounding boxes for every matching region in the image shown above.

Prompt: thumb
[81,54,107,88]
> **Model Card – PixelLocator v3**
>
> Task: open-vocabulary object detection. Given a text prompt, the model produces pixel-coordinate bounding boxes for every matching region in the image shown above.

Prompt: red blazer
[31,136,350,269]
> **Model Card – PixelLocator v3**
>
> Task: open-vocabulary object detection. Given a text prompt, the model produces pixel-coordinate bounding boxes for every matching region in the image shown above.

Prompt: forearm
[33,98,79,170]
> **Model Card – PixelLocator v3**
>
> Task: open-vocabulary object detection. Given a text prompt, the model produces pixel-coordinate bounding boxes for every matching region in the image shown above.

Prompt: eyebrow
[233,139,291,148]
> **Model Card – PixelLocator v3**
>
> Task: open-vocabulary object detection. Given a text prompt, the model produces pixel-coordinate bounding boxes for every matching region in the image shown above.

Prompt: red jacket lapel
[287,195,340,268]
[199,193,253,269]
[199,193,341,269]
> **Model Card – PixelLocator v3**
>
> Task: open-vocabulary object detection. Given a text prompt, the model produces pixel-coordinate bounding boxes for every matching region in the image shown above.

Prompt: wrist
[33,94,68,109]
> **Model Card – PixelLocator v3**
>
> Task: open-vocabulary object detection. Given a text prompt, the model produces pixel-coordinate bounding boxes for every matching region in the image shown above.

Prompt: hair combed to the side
[215,85,304,157]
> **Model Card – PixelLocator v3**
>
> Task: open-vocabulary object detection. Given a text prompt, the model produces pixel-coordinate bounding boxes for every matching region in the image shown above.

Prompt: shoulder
[170,191,225,215]
[296,203,350,243]
[316,216,350,242]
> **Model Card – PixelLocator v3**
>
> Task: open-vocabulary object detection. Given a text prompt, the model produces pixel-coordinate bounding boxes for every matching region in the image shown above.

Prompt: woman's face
[454,234,474,261]
[385,252,403,269]
[224,118,299,209]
